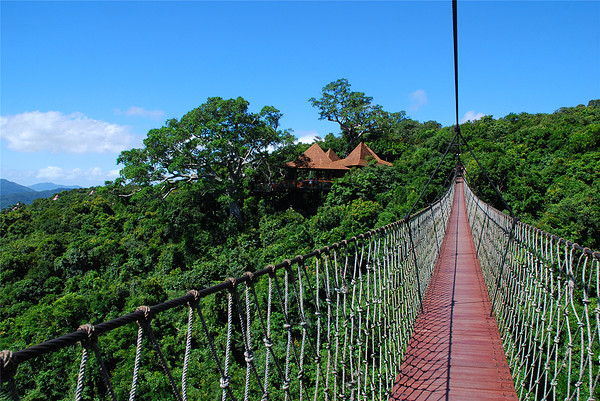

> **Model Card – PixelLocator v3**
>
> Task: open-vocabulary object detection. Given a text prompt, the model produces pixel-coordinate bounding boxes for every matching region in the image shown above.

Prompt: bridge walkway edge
[389,177,518,400]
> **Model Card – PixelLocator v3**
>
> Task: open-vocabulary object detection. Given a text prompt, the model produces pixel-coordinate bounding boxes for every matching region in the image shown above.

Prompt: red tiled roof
[325,148,341,161]
[286,142,392,170]
[284,143,348,169]
[336,142,392,168]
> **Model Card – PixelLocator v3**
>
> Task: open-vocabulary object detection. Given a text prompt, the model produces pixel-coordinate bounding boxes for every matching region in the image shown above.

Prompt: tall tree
[117,97,292,222]
[309,79,409,155]
[309,79,384,153]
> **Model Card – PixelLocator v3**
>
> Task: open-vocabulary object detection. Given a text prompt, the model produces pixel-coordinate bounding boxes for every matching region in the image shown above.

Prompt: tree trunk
[228,199,244,226]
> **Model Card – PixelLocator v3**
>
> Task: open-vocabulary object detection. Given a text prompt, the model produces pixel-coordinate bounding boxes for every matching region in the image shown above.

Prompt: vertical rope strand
[181,305,194,401]
[75,347,88,401]
[128,325,144,401]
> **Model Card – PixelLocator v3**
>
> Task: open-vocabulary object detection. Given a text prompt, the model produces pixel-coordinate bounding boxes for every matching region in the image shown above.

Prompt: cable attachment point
[219,375,231,389]
[186,290,200,307]
[243,271,255,283]
[135,306,152,329]
[77,324,97,348]
[226,277,237,289]
[0,350,18,383]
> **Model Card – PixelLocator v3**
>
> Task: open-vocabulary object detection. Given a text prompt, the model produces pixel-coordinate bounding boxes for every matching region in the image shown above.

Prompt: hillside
[28,182,81,192]
[0,99,598,398]
[0,179,81,209]
[0,179,36,195]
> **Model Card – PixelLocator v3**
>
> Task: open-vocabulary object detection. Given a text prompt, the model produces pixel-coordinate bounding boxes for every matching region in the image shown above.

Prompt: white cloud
[116,106,165,120]
[409,89,428,111]
[36,166,120,182]
[295,130,320,144]
[0,111,134,154]
[460,111,485,124]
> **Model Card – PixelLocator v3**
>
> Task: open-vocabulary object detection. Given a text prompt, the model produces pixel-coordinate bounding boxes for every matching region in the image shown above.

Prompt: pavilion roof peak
[286,142,392,171]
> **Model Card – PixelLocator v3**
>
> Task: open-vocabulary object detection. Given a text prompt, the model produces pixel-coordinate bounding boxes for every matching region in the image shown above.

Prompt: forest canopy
[1,82,599,398]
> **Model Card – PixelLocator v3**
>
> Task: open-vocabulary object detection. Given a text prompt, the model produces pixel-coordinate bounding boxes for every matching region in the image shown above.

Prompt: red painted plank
[389,178,518,400]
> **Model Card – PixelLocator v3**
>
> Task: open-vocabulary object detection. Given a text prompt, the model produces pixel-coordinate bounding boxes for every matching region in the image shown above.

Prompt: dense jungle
[1,79,599,399]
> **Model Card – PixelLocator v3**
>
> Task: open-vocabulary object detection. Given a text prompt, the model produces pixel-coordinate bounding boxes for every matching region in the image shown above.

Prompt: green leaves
[309,78,395,152]
[461,99,600,248]
[117,97,294,224]
[2,94,599,399]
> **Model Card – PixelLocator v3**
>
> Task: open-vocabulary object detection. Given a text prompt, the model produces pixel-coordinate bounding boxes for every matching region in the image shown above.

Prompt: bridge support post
[406,219,424,312]
[489,216,518,317]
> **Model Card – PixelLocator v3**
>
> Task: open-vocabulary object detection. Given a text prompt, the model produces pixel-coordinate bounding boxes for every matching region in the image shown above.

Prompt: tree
[309,79,385,153]
[117,97,292,222]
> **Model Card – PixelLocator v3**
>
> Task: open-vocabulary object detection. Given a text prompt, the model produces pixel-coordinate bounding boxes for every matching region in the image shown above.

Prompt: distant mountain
[28,182,81,191]
[0,179,82,209]
[0,179,37,196]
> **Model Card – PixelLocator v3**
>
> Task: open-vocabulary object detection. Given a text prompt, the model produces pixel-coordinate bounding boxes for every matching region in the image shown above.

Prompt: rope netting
[464,179,600,401]
[0,180,455,400]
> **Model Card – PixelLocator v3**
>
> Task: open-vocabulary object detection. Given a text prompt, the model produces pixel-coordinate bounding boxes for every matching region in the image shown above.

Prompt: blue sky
[1,1,598,187]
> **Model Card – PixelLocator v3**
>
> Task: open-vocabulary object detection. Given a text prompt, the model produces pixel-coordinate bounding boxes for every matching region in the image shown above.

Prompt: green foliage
[309,78,409,154]
[460,100,600,248]
[1,97,599,399]
[117,97,294,223]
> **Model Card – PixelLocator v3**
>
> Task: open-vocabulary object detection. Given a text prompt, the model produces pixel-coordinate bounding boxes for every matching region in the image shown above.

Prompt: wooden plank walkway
[389,178,518,400]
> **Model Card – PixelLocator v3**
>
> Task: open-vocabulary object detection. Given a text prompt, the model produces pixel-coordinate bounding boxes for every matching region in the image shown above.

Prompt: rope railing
[0,178,456,400]
[463,179,600,401]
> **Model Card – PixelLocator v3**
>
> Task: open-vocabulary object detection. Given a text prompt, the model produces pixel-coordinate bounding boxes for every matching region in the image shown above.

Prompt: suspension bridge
[3,1,600,399]
[1,170,599,400]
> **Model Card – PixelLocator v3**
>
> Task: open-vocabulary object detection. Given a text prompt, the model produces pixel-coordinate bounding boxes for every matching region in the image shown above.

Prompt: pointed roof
[325,148,341,161]
[336,142,392,168]
[285,142,391,170]
[285,143,345,169]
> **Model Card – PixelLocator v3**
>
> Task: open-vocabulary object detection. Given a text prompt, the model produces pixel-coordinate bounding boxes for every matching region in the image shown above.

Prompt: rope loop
[244,350,254,364]
[219,376,231,389]
[77,324,96,348]
[0,350,17,382]
[243,271,255,283]
[226,277,237,290]
[295,255,304,263]
[186,289,200,306]
[267,264,276,276]
[135,306,152,327]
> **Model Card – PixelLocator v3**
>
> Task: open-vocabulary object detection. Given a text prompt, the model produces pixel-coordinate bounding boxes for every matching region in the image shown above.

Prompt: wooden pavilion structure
[283,142,392,189]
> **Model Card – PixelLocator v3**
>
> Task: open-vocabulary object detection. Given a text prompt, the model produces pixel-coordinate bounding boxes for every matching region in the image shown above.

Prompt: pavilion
[284,142,392,188]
